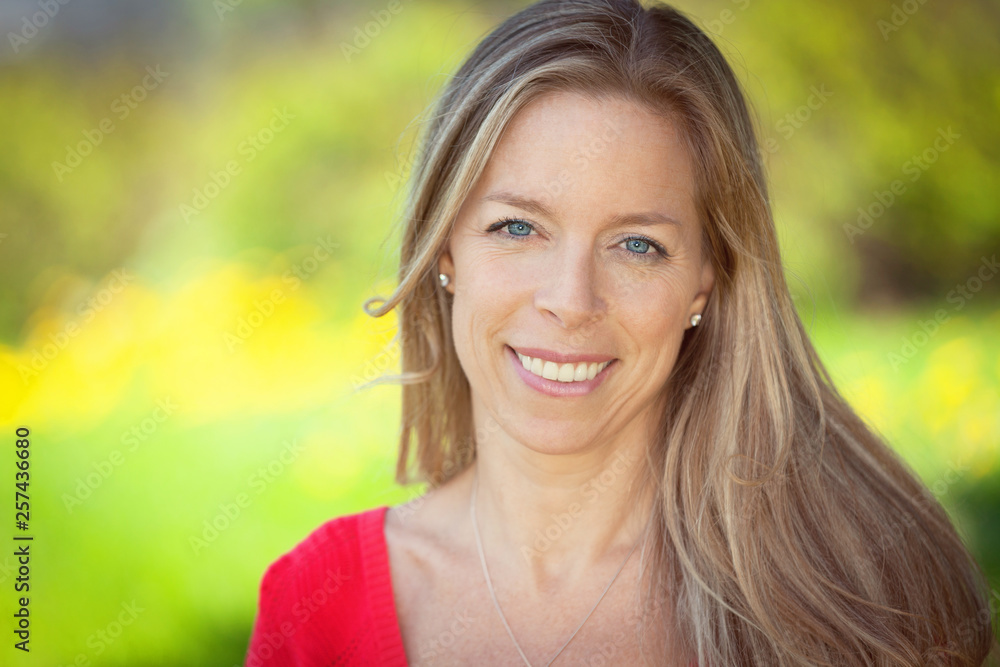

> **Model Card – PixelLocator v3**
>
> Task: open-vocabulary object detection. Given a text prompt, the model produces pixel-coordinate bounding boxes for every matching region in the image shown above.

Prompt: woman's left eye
[619,235,668,259]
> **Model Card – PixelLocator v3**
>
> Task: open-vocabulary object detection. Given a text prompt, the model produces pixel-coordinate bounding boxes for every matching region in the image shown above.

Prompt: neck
[465,405,658,593]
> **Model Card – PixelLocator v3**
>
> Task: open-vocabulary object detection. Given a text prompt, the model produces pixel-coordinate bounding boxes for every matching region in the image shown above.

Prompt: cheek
[454,243,532,313]
[610,276,688,335]
[612,280,688,372]
[449,250,518,369]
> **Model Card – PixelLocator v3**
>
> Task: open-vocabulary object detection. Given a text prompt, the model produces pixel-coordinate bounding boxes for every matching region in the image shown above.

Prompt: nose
[533,241,606,330]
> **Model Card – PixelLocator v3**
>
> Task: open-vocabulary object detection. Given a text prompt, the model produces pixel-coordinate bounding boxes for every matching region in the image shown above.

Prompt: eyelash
[485,216,670,260]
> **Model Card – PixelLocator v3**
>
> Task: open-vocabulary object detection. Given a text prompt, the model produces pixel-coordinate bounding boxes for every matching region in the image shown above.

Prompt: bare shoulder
[384,466,473,555]
[383,470,482,663]
[383,470,475,585]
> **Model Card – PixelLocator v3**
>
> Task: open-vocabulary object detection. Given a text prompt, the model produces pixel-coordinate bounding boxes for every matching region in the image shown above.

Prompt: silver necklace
[469,472,641,667]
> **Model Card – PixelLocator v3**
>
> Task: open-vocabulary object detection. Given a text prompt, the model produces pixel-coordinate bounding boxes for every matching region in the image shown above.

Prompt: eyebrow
[481,191,683,228]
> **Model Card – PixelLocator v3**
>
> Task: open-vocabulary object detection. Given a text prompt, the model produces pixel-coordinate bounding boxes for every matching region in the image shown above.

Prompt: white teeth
[515,351,612,383]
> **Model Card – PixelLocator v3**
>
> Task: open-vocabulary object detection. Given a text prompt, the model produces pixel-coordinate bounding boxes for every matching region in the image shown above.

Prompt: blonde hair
[362,0,997,664]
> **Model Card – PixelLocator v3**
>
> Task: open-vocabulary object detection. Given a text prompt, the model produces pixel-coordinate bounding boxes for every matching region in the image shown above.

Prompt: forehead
[473,90,696,217]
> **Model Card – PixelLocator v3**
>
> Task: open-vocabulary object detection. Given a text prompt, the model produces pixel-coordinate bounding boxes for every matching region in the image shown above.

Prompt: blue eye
[486,216,536,237]
[506,220,532,236]
[624,237,651,254]
[619,235,670,260]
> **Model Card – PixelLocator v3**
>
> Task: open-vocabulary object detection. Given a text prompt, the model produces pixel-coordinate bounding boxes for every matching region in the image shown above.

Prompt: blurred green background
[0,0,997,664]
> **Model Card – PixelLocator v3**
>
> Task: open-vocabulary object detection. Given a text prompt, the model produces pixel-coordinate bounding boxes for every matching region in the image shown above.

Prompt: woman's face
[438,90,714,455]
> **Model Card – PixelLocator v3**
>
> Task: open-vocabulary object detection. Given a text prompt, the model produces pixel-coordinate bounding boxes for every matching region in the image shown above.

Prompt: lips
[506,345,615,397]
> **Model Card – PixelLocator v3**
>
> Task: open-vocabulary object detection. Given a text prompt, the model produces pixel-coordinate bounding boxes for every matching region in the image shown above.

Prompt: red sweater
[245,505,697,666]
[244,505,408,666]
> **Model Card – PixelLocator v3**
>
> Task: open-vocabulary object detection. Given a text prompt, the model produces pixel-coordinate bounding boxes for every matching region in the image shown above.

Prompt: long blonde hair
[362,0,996,664]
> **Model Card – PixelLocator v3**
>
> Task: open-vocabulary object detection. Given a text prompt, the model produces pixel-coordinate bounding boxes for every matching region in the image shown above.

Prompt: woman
[246,1,996,665]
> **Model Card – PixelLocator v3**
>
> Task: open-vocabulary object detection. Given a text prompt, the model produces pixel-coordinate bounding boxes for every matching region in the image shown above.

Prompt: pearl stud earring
[689,313,702,327]
[439,273,450,288]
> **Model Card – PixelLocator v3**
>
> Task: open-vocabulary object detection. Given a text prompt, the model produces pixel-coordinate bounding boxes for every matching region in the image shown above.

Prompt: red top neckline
[246,504,698,666]
[357,505,409,663]
[244,505,407,666]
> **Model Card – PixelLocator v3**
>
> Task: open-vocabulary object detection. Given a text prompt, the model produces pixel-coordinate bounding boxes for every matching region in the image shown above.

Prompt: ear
[688,256,715,328]
[437,242,456,296]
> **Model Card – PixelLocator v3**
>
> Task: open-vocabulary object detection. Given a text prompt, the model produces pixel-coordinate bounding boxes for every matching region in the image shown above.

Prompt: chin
[507,419,601,456]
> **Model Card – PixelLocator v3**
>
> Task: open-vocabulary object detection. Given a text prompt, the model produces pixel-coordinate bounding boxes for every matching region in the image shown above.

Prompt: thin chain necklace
[469,472,641,667]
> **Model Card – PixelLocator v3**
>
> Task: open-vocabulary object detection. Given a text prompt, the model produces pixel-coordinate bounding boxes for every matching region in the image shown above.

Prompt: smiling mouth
[509,347,614,383]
